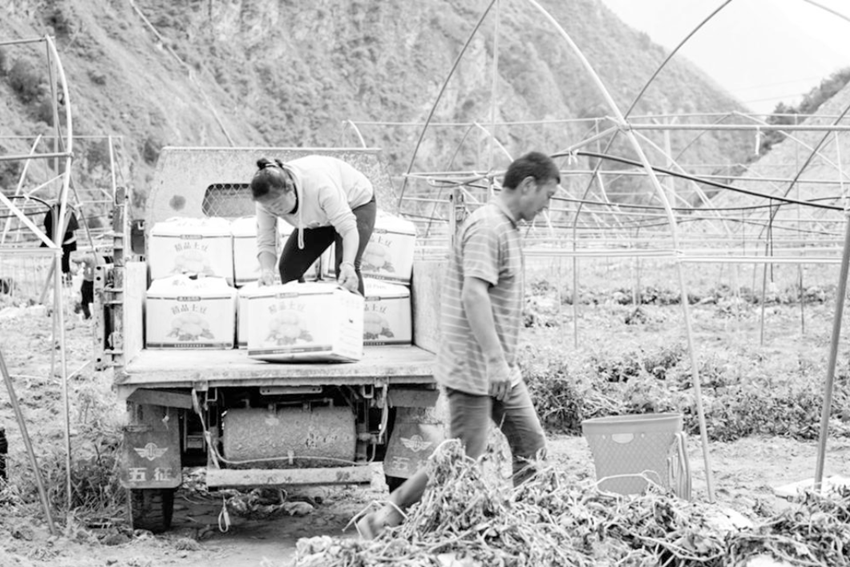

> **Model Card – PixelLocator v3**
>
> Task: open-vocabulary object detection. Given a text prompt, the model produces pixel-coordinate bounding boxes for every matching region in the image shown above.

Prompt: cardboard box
[146,275,236,349]
[329,210,416,285]
[149,217,234,283]
[363,210,416,285]
[247,282,364,362]
[363,278,412,345]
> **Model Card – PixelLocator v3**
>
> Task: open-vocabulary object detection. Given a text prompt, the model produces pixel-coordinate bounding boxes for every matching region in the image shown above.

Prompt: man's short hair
[502,151,560,190]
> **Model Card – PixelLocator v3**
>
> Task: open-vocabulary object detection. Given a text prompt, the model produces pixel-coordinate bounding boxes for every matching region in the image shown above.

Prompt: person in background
[72,253,96,320]
[71,251,112,320]
[250,156,376,295]
[356,151,562,539]
[41,200,79,285]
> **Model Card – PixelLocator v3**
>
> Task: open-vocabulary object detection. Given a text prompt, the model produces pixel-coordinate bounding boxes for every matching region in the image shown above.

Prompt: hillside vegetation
[0,0,752,212]
[759,67,850,155]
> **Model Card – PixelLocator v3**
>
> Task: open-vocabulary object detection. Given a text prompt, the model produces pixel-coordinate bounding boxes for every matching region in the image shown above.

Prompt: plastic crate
[581,413,690,498]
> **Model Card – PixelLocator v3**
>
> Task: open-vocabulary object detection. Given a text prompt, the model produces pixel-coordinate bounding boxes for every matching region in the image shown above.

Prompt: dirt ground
[3,433,849,567]
[1,288,850,567]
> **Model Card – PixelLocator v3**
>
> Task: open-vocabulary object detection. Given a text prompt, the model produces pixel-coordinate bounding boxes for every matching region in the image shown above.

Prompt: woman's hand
[258,267,276,286]
[337,262,359,293]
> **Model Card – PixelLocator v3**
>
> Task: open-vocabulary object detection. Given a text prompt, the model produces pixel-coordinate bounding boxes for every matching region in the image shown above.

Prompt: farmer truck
[95,147,446,532]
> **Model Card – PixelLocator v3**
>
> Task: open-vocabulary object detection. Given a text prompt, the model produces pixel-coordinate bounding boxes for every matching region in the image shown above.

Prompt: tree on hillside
[759,67,850,155]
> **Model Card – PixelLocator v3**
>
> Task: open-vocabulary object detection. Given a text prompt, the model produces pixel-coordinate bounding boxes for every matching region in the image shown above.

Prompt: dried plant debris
[294,440,850,567]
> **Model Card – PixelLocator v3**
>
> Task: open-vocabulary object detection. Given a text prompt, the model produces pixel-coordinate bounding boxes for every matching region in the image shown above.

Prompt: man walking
[358,151,561,538]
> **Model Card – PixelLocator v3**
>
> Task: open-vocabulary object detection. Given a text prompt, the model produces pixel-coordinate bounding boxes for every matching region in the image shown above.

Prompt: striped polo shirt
[436,199,524,396]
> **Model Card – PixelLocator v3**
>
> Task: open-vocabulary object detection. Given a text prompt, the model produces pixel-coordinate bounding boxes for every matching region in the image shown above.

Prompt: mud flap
[120,404,182,489]
[383,405,447,479]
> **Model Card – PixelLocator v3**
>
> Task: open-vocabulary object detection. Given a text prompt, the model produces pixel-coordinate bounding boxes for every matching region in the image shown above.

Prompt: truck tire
[128,488,175,533]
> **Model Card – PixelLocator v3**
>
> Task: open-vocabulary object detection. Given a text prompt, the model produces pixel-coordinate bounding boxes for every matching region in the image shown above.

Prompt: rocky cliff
[1,0,751,213]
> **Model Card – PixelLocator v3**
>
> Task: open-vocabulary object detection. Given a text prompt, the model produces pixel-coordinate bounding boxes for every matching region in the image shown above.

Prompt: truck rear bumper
[206,465,374,488]
[116,344,435,396]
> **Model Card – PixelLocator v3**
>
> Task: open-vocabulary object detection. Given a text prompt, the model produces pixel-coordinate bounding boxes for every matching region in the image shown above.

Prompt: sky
[599,0,850,114]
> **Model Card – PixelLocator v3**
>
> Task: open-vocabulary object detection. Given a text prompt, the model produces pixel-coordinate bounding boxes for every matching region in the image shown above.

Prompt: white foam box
[145,275,236,349]
[247,281,364,362]
[327,210,417,285]
[149,217,234,283]
[363,210,416,285]
[236,281,259,349]
[363,278,412,345]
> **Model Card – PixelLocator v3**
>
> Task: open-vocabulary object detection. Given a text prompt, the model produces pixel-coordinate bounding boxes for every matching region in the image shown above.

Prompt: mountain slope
[702,82,850,239]
[1,0,752,213]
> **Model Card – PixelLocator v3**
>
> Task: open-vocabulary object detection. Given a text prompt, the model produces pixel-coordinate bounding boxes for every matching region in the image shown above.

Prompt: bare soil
[1,292,848,567]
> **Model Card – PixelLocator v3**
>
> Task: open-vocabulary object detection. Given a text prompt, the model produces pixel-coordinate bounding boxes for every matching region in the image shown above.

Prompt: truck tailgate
[117,344,436,392]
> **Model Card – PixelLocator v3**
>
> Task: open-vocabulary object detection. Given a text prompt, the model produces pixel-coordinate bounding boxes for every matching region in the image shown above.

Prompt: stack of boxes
[145,218,237,349]
[144,210,418,362]
[360,210,416,346]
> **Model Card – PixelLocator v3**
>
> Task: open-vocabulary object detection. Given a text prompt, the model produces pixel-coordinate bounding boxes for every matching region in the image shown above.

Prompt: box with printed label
[363,278,411,345]
[149,217,234,283]
[329,210,416,285]
[146,275,236,349]
[247,282,363,362]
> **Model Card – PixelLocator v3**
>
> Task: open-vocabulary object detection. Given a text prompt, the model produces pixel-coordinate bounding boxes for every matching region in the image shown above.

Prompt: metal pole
[759,202,776,346]
[0,152,74,162]
[759,260,768,346]
[396,0,498,208]
[814,214,850,490]
[45,34,75,511]
[46,39,59,176]
[38,259,56,305]
[622,123,850,132]
[797,114,806,336]
[803,0,850,23]
[524,0,716,501]
[0,136,41,246]
[486,0,501,176]
[53,224,72,511]
[0,347,57,535]
[634,228,642,307]
[572,255,579,350]
[108,136,118,201]
[0,37,50,47]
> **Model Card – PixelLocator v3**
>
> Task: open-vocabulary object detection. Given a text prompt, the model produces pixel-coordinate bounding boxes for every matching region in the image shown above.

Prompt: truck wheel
[128,488,175,533]
[385,475,406,492]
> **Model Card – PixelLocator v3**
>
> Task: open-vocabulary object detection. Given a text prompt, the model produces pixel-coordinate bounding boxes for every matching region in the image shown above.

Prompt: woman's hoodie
[255,155,373,258]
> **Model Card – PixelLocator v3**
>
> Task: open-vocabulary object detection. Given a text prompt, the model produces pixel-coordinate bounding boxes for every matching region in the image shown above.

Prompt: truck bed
[116,344,436,393]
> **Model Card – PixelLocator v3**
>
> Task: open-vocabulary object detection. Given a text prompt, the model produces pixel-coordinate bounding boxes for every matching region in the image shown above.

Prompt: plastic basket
[581,413,690,498]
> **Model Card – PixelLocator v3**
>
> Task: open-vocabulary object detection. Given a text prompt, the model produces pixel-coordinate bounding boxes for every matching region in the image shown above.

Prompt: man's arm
[256,204,279,285]
[461,275,511,401]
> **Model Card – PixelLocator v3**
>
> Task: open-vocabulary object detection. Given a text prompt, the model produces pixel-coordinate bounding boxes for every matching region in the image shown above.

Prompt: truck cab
[96,147,446,532]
